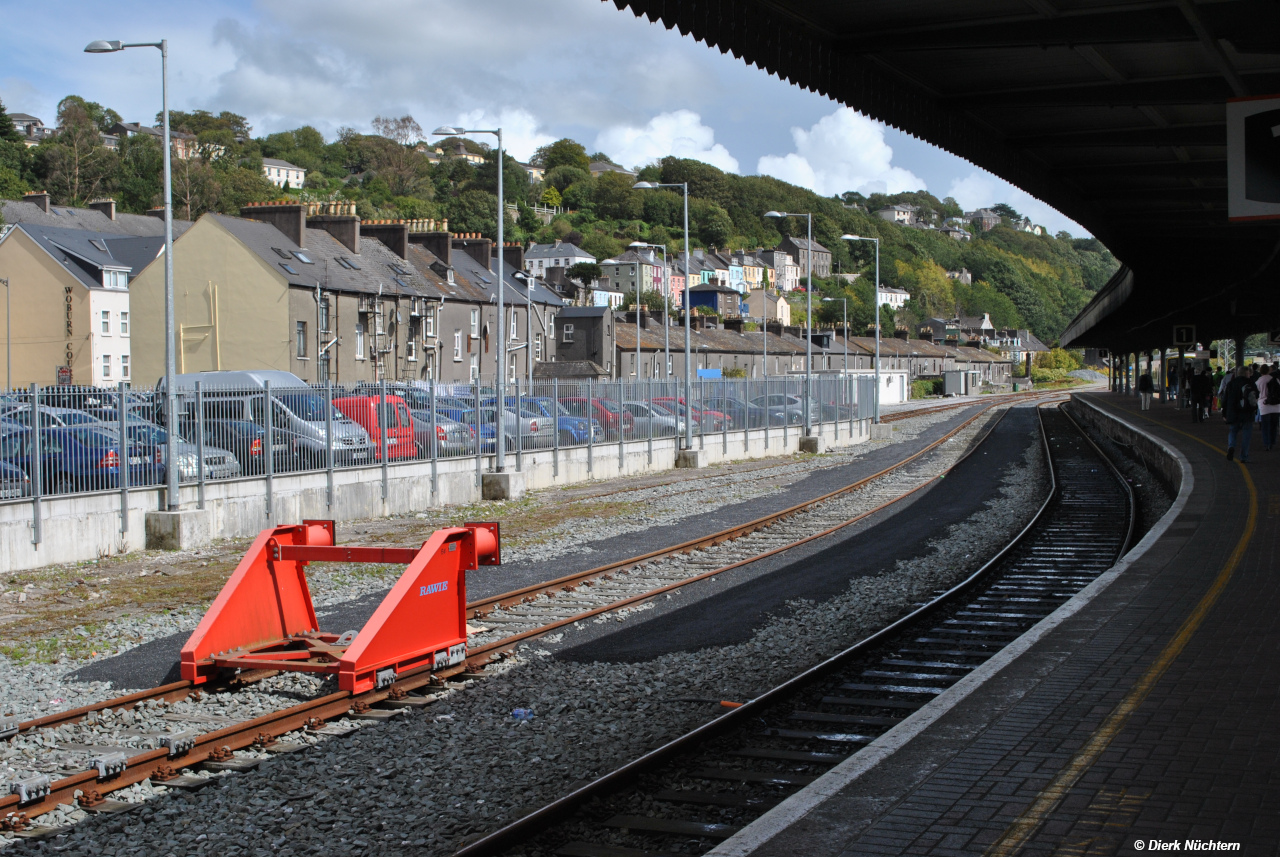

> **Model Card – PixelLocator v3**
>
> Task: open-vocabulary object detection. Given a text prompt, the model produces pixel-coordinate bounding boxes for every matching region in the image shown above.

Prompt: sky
[0,0,1088,235]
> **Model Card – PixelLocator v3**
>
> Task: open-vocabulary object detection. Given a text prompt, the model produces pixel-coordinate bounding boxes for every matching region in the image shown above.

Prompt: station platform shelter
[713,390,1278,856]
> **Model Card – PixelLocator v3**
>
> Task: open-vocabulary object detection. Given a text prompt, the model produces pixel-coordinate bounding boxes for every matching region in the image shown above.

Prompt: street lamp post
[841,234,881,424]
[86,38,179,508]
[822,297,848,375]
[630,242,669,382]
[765,211,813,433]
[633,181,692,449]
[433,125,506,470]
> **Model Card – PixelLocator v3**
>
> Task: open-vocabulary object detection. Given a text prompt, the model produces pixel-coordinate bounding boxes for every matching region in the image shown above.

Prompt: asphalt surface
[554,406,1041,662]
[70,403,996,689]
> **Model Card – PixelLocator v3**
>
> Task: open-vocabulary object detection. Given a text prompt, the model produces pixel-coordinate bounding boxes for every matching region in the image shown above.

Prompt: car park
[408,411,476,457]
[519,396,603,445]
[118,420,243,482]
[620,401,683,437]
[558,396,634,440]
[0,425,162,494]
[332,394,418,461]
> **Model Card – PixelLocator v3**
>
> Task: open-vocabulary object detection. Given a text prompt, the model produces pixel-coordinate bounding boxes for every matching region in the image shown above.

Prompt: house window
[535,333,543,361]
[355,322,366,360]
[120,312,129,335]
[453,330,463,362]
[510,308,518,340]
[121,355,130,379]
[469,352,479,380]
[407,325,417,361]
[296,321,308,358]
[101,311,110,334]
[425,304,435,337]
[470,309,479,337]
[319,297,330,332]
[102,270,127,289]
[562,324,575,343]
[102,354,111,378]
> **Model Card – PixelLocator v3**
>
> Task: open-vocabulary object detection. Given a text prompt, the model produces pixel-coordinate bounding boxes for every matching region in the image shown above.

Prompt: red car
[332,394,417,461]
[558,397,634,440]
[653,397,730,432]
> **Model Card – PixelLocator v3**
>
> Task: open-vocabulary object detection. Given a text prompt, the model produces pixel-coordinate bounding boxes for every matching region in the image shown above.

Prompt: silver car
[506,407,555,450]
[621,401,683,437]
[409,410,476,458]
[117,421,243,481]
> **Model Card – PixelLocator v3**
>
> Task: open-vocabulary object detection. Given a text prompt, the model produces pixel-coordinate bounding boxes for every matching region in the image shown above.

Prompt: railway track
[452,403,1133,857]
[0,394,1065,833]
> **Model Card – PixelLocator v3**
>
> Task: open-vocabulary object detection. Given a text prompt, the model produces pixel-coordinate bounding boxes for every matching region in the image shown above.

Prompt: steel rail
[451,404,1079,857]
[0,394,1064,825]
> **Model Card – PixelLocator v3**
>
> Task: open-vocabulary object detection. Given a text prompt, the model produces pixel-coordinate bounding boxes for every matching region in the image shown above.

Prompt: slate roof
[1,200,194,238]
[262,158,304,170]
[446,244,565,309]
[779,235,831,254]
[615,324,804,355]
[525,242,595,262]
[10,223,164,291]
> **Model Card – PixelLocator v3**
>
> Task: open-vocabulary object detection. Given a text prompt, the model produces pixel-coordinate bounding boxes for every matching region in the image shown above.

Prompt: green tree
[164,109,251,137]
[35,98,116,205]
[473,149,528,205]
[531,138,590,171]
[57,95,121,133]
[566,262,602,284]
[592,170,641,220]
[544,165,591,193]
[111,134,163,213]
[540,186,562,207]
[0,99,32,198]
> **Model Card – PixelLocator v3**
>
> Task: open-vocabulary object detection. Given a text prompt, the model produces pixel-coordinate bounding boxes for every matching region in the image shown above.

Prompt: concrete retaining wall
[0,418,870,572]
[1069,393,1183,498]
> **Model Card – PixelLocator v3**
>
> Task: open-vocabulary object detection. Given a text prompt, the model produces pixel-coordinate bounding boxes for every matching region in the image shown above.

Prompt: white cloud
[453,108,555,162]
[947,170,1086,236]
[757,108,923,197]
[593,110,740,172]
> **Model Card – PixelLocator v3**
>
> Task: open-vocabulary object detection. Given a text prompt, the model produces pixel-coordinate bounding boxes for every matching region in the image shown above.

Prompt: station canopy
[611,0,1280,350]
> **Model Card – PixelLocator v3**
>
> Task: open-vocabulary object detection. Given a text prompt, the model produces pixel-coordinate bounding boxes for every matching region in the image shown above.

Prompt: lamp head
[840,233,861,240]
[84,40,123,53]
[764,211,785,219]
[629,241,649,248]
[432,126,464,136]
[632,181,657,189]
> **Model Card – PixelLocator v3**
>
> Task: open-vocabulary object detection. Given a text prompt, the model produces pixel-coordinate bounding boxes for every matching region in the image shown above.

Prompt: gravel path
[12,408,1050,855]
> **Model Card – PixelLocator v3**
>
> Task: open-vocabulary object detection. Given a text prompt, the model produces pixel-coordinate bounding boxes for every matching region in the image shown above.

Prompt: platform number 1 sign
[1173,325,1196,347]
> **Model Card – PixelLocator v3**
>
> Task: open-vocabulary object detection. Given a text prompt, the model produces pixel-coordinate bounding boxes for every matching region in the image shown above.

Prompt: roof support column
[1235,336,1247,370]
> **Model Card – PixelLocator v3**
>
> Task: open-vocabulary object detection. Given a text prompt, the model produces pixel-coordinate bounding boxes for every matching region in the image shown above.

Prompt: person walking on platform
[1137,369,1154,410]
[1257,365,1280,451]
[1191,367,1212,423]
[1224,366,1258,462]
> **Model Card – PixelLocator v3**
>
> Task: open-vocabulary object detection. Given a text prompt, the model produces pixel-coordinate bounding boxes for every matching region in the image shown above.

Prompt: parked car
[408,411,476,458]
[332,394,417,461]
[0,459,29,499]
[0,406,102,428]
[0,426,162,494]
[178,415,291,475]
[653,397,729,432]
[751,393,816,425]
[558,397,634,440]
[620,401,683,437]
[117,420,243,482]
[519,397,603,445]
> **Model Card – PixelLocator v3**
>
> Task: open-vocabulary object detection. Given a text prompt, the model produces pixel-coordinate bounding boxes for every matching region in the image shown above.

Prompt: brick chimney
[242,201,308,248]
[307,212,360,254]
[409,231,452,267]
[453,233,493,270]
[23,191,50,213]
[501,242,524,272]
[87,198,116,221]
[360,219,408,259]
[146,207,166,220]
[894,326,910,340]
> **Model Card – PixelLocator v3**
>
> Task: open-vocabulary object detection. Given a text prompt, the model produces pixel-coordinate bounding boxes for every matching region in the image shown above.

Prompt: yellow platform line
[985,419,1257,856]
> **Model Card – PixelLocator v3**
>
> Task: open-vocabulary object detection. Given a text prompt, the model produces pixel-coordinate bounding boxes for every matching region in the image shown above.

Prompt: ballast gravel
[15,416,1049,855]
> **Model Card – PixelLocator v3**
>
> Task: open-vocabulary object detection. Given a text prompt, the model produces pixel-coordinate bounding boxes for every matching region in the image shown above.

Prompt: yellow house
[0,223,165,388]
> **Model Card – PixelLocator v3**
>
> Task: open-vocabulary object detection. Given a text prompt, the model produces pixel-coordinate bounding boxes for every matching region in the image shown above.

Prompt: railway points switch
[179,519,500,694]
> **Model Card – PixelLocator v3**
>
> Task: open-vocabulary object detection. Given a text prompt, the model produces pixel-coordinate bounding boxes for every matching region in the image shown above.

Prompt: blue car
[513,397,603,445]
[0,426,163,495]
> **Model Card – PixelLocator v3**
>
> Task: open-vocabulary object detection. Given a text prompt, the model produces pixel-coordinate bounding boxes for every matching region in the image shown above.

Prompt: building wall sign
[1228,94,1280,221]
[64,285,74,374]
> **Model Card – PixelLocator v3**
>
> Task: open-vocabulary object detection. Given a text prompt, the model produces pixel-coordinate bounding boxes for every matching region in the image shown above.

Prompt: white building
[262,158,307,189]
[877,286,910,310]
[525,240,596,274]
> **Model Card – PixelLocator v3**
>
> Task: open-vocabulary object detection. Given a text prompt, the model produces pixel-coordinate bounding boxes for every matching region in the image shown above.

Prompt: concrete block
[145,509,212,551]
[871,423,896,440]
[675,450,707,469]
[482,471,526,501]
[799,435,825,454]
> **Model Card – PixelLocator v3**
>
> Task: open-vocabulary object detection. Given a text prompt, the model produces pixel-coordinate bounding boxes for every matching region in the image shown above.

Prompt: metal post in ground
[325,381,334,507]
[617,378,625,471]
[587,377,594,475]
[646,378,653,465]
[30,383,41,546]
[263,380,273,521]
[379,379,388,501]
[764,374,770,449]
[474,382,482,488]
[515,377,523,473]
[195,381,204,510]
[119,381,129,532]
[429,380,438,497]
[552,378,559,479]
[699,377,705,451]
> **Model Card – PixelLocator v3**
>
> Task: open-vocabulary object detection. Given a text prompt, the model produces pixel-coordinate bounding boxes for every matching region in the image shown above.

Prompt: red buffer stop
[180,520,500,693]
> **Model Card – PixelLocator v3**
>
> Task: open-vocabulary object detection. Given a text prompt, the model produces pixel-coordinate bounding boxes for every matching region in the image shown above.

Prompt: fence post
[743,378,749,454]
[118,381,130,533]
[194,381,204,510]
[587,377,594,475]
[325,381,334,507]
[474,382,481,488]
[763,375,770,450]
[263,380,273,522]
[617,377,624,471]
[30,384,41,546]
[379,378,389,502]
[699,377,705,451]
[721,379,728,456]
[646,378,653,466]
[429,379,438,498]
[552,377,559,479]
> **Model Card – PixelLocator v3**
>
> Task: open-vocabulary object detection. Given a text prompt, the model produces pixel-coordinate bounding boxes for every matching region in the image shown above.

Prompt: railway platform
[715,391,1277,856]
